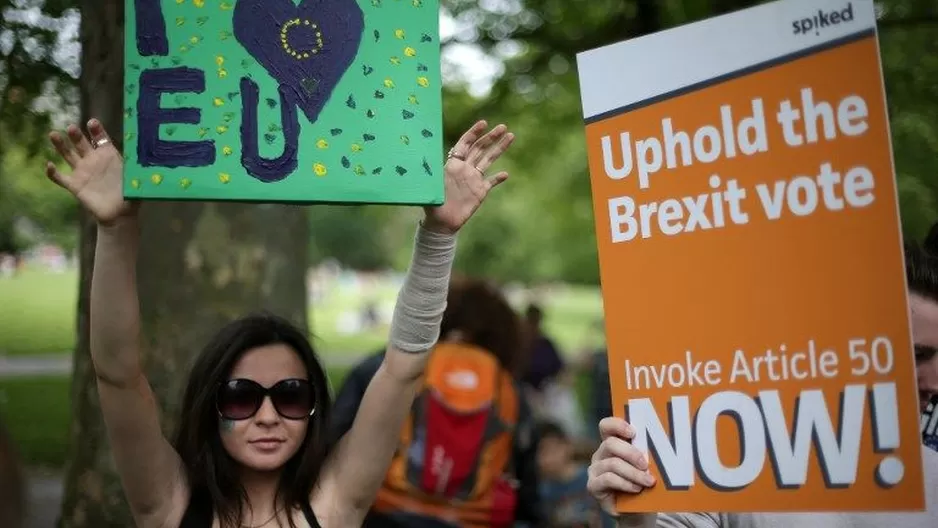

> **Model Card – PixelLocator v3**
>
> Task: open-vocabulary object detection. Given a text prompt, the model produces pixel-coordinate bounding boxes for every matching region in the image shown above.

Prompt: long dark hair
[440,277,525,375]
[172,312,332,528]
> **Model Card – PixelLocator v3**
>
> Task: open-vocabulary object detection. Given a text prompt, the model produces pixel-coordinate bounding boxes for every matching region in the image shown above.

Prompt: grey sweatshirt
[619,445,938,528]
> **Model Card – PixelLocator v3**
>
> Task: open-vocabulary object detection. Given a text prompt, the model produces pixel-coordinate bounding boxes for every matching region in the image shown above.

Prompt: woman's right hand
[47,119,137,226]
[587,417,657,515]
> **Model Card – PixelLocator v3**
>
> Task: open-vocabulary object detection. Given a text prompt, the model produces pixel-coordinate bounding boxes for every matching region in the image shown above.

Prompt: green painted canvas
[123,0,443,205]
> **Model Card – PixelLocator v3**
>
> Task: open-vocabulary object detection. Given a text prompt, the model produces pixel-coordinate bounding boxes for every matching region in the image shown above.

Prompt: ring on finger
[92,138,110,149]
[447,147,465,161]
[473,166,485,177]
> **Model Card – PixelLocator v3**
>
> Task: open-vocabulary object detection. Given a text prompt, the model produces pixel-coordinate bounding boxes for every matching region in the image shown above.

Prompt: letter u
[601,132,633,180]
[240,77,300,183]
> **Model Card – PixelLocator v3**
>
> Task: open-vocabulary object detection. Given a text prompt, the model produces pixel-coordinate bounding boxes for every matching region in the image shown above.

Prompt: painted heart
[233,0,364,123]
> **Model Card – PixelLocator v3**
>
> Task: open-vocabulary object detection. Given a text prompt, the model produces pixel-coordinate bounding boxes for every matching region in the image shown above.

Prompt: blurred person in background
[329,277,544,528]
[522,303,566,394]
[536,420,615,528]
[0,417,26,528]
[522,303,587,440]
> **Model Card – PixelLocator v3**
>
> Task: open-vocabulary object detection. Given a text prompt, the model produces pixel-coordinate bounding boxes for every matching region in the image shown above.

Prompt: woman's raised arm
[315,120,515,524]
[47,121,188,528]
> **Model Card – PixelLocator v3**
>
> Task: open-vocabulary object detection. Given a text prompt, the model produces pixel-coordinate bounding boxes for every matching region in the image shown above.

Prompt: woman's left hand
[423,120,514,234]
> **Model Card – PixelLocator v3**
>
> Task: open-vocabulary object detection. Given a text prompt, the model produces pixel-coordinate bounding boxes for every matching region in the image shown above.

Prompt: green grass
[0,269,77,356]
[0,268,606,359]
[0,375,72,469]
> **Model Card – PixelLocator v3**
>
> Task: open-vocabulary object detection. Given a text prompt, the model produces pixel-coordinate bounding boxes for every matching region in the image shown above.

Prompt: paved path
[25,473,63,528]
[0,354,72,379]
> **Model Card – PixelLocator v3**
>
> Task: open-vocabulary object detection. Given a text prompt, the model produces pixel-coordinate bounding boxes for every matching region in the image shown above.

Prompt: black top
[179,491,321,528]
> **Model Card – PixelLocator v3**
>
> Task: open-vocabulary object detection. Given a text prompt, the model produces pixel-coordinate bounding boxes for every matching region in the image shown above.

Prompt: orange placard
[576,0,924,513]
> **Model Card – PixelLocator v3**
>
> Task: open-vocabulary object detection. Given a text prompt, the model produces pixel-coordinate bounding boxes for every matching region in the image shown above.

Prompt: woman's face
[218,344,311,473]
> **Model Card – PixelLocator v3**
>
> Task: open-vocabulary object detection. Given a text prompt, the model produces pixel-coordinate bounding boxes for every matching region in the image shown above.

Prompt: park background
[1,0,936,527]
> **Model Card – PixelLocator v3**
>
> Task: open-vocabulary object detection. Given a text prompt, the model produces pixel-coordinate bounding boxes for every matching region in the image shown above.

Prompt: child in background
[536,421,614,528]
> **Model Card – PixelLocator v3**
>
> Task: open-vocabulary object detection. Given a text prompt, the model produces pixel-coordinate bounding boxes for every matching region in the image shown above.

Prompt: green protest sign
[123,0,443,205]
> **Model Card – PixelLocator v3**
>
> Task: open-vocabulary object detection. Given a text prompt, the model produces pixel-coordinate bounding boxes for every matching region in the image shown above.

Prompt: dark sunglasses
[916,345,938,363]
[216,378,315,421]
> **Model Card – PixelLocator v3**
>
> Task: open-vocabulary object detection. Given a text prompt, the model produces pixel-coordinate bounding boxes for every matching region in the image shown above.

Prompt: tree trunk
[59,3,309,526]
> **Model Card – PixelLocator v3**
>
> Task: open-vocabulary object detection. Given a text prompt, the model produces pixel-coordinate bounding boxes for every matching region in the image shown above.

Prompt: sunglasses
[216,378,315,421]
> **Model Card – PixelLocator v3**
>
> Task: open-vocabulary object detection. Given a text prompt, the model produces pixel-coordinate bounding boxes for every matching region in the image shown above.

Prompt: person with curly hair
[328,276,543,527]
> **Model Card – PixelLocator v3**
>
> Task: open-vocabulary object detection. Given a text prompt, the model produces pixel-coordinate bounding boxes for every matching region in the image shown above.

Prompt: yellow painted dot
[351,143,363,152]
[194,0,204,7]
[354,164,365,175]
[180,45,189,52]
[216,125,229,134]
[215,55,225,66]
[198,127,209,138]
[394,29,406,39]
[416,76,429,87]
[408,94,419,104]
[383,78,395,88]
[131,178,141,189]
[150,174,163,185]
[213,97,225,107]
[218,172,231,184]
[404,46,416,57]
[316,139,329,149]
[175,17,186,26]
[390,56,401,65]
[218,69,228,79]
[180,177,192,189]
[222,145,233,156]
[189,36,199,45]
[176,0,184,4]
[220,1,233,10]
[313,163,327,176]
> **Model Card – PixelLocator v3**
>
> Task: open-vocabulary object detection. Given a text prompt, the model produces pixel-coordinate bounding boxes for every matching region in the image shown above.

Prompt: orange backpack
[373,342,520,527]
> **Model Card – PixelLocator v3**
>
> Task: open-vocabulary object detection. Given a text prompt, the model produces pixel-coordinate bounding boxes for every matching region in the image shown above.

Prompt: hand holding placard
[576,0,924,513]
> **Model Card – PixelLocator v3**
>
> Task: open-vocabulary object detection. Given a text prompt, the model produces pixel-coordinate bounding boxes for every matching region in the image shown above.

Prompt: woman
[44,118,514,528]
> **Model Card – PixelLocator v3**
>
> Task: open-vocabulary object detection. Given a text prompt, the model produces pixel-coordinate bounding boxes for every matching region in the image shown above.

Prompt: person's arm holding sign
[313,119,515,523]
[588,417,721,528]
[45,121,186,527]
